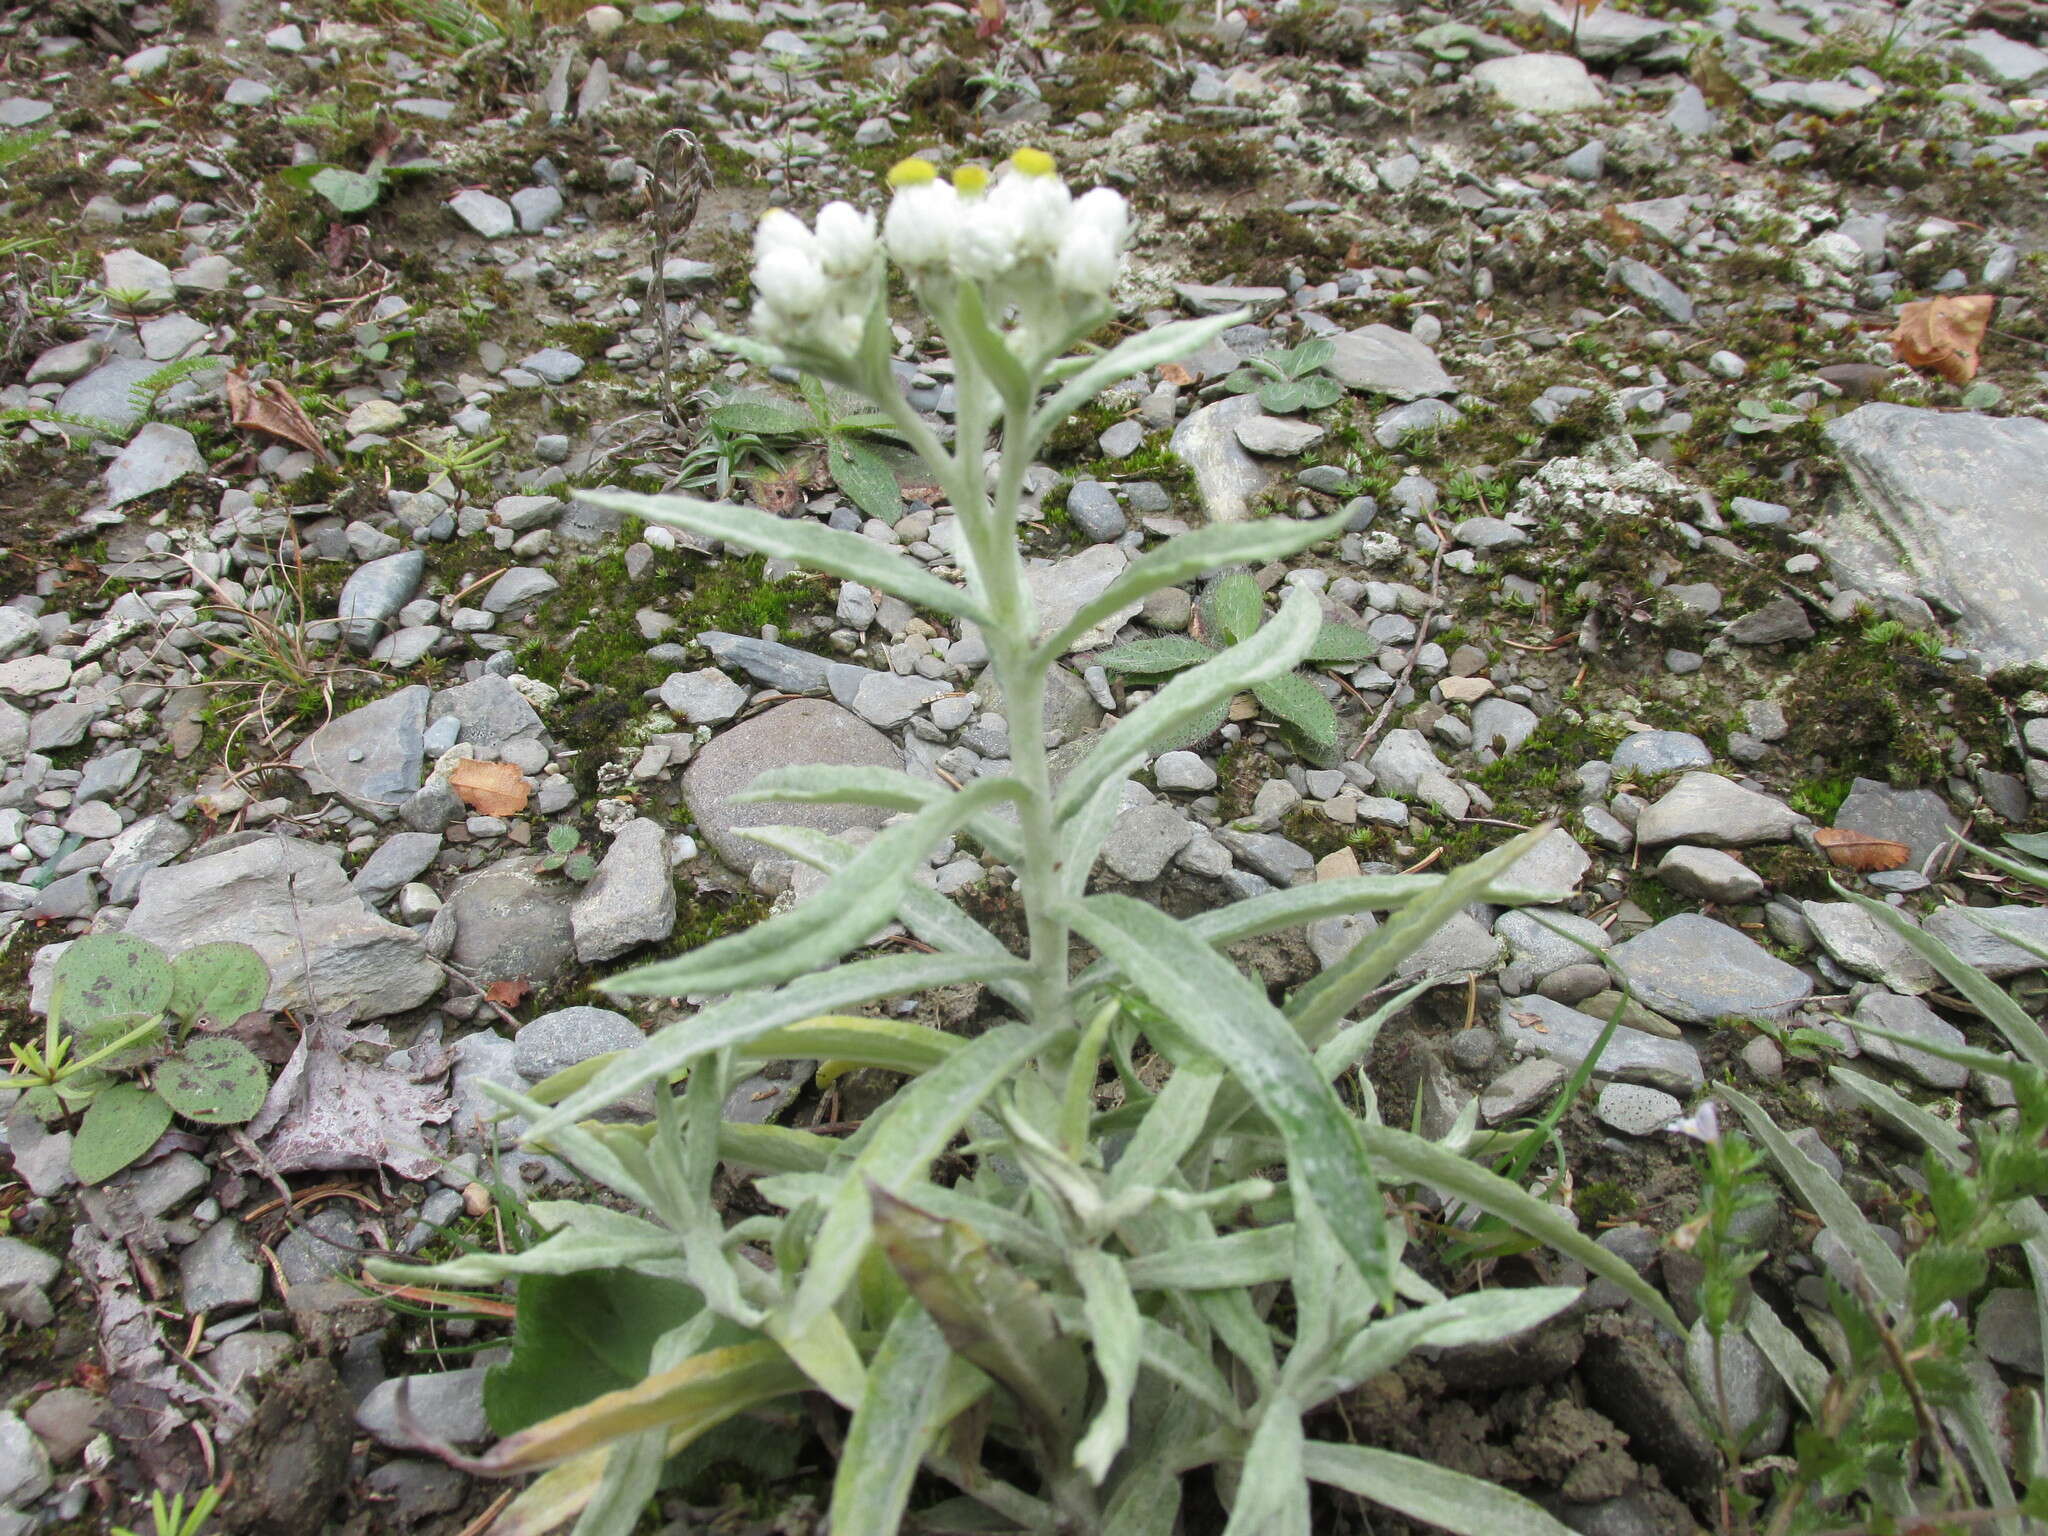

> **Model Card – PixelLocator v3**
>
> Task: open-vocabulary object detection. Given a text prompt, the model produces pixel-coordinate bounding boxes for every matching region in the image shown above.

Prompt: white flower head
[883,158,960,274]
[813,200,878,281]
[1664,1101,1721,1144]
[753,243,829,322]
[997,148,1073,262]
[753,207,815,265]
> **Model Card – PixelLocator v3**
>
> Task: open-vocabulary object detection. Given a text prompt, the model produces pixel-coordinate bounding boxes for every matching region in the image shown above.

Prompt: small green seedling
[279,142,438,215]
[705,374,908,524]
[2,933,274,1184]
[539,823,598,882]
[1096,568,1377,757]
[1222,337,1346,414]
[113,1485,222,1536]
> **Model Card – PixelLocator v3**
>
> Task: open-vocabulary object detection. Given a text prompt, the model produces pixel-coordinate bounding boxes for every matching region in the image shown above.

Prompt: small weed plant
[705,373,910,524]
[1221,335,1345,414]
[377,151,1677,1534]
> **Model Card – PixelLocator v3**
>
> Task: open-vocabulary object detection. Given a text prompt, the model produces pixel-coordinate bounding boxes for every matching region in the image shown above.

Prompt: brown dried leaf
[485,978,532,1009]
[1599,204,1645,249]
[225,367,332,463]
[448,758,530,816]
[974,0,1005,39]
[1814,826,1912,873]
[1157,363,1195,387]
[1890,295,1996,384]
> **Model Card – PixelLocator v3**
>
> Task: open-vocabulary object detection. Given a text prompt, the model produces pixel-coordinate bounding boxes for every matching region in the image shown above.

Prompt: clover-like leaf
[156,1037,271,1125]
[169,941,270,1027]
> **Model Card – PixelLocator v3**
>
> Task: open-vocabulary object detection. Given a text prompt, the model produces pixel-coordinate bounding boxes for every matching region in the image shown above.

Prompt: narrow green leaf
[523,953,1030,1142]
[1035,513,1351,662]
[1222,1396,1309,1536]
[1208,571,1265,647]
[1318,1287,1579,1401]
[1304,1442,1579,1536]
[1304,621,1377,665]
[789,1022,1061,1332]
[830,437,903,525]
[1356,1123,1681,1335]
[1827,1065,1968,1166]
[1029,312,1249,451]
[1070,1247,1142,1483]
[733,764,1023,863]
[747,1015,963,1078]
[1094,636,1216,675]
[829,1303,957,1536]
[572,489,989,625]
[706,400,812,437]
[1068,893,1394,1304]
[1717,1083,1907,1308]
[1056,588,1322,825]
[1250,671,1338,753]
[1107,1062,1225,1197]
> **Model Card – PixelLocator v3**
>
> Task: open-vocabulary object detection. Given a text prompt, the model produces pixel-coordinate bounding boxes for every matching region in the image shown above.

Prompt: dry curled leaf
[1157,363,1195,387]
[484,977,533,1009]
[448,758,530,816]
[1890,295,1995,384]
[225,367,333,463]
[245,1024,452,1180]
[1815,826,1912,873]
[1599,204,1645,249]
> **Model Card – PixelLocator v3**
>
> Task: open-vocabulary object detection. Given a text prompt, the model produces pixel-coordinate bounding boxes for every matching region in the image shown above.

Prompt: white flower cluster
[745,149,1131,364]
[749,200,880,358]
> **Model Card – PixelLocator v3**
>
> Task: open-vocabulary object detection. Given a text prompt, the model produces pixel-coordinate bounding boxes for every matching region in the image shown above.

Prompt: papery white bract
[813,201,878,280]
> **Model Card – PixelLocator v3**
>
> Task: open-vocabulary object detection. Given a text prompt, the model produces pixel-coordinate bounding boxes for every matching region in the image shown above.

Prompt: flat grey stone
[1154,750,1217,792]
[1610,258,1694,324]
[1636,773,1806,847]
[180,1219,264,1313]
[429,857,577,986]
[1497,994,1704,1093]
[511,184,564,231]
[293,685,428,821]
[1472,697,1540,755]
[1658,846,1766,904]
[571,817,676,963]
[337,550,424,652]
[1801,902,1935,994]
[0,98,52,129]
[514,1005,643,1082]
[1373,397,1462,448]
[1234,415,1326,456]
[1725,597,1814,645]
[1174,283,1287,316]
[839,668,951,729]
[448,190,516,238]
[1480,1057,1569,1123]
[356,1369,491,1449]
[101,814,193,904]
[1398,910,1504,984]
[1500,828,1592,903]
[1101,803,1195,882]
[0,1410,51,1508]
[124,837,439,1022]
[1535,0,1673,56]
[1612,731,1712,777]
[1066,481,1126,542]
[660,667,748,725]
[1852,990,1968,1089]
[1608,913,1812,1025]
[1171,395,1279,524]
[351,832,442,903]
[429,674,542,755]
[57,357,164,438]
[1025,545,1139,651]
[1596,1082,1683,1137]
[105,423,205,506]
[518,348,584,385]
[1471,53,1603,113]
[1977,1288,2043,1375]
[1921,904,2048,978]
[699,631,834,694]
[101,247,176,311]
[0,1235,59,1326]
[683,699,901,870]
[1951,30,2048,87]
[1324,324,1454,400]
[1752,79,1875,115]
[1216,829,1314,886]
[1368,729,1469,818]
[1496,907,1611,989]
[1684,1321,1789,1456]
[1820,406,2048,672]
[481,566,558,616]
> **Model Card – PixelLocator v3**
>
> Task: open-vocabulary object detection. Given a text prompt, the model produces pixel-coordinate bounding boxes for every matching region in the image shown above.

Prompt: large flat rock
[1820,405,2048,671]
[683,699,902,871]
[1608,913,1812,1025]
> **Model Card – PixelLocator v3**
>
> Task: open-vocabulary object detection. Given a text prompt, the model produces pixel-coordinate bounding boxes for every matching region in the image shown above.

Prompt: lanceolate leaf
[1305,621,1377,665]
[1251,671,1339,754]
[829,437,904,525]
[1094,636,1217,675]
[1222,1396,1310,1536]
[1070,1246,1142,1483]
[575,489,989,625]
[1208,570,1265,647]
[707,400,812,437]
[829,1303,959,1536]
[1029,311,1249,451]
[1066,893,1396,1306]
[1303,1442,1579,1536]
[522,953,1032,1141]
[1056,588,1322,825]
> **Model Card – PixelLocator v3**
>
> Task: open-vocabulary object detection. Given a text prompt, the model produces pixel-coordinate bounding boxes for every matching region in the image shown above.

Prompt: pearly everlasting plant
[374,153,1678,1536]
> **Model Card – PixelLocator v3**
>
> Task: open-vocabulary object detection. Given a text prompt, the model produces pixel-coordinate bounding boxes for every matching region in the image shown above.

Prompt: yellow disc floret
[951,164,990,194]
[886,157,938,188]
[1010,146,1057,178]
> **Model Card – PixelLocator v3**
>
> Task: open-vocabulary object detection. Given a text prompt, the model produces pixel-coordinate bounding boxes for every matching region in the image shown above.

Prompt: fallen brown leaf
[1157,363,1195,387]
[1814,826,1912,873]
[1599,204,1645,249]
[448,758,530,816]
[485,977,533,1009]
[1890,295,1996,384]
[225,367,333,463]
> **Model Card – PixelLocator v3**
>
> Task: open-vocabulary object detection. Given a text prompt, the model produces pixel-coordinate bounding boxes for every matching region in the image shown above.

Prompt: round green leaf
[71,1083,174,1184]
[51,933,173,1034]
[169,941,270,1026]
[547,823,581,854]
[310,166,382,213]
[156,1038,271,1126]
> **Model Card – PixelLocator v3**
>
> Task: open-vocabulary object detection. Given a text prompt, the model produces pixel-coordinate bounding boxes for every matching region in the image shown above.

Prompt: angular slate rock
[1497,994,1704,1093]
[1608,913,1812,1024]
[1635,773,1807,847]
[292,686,428,821]
[1324,323,1455,400]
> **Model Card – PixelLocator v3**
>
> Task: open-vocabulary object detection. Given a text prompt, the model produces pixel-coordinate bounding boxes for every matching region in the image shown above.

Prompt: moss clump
[1779,637,2003,788]
[1183,208,1350,287]
[1156,123,1276,191]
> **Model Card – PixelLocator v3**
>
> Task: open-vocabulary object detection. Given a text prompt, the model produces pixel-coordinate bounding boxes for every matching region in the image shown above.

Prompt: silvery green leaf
[1048,1295,1242,1424]
[1313,978,1435,1082]
[1315,1287,1579,1401]
[1060,768,1134,900]
[1744,1295,1829,1416]
[706,400,812,437]
[1288,828,1551,1042]
[1107,1062,1225,1198]
[718,1122,838,1174]
[1208,570,1265,647]
[577,1426,668,1536]
[1258,380,1310,414]
[1356,1123,1681,1335]
[1303,1442,1579,1535]
[1029,311,1250,450]
[1305,621,1377,664]
[735,765,1024,862]
[1069,891,1394,1304]
[788,1022,1061,1333]
[760,825,1028,1006]
[522,953,1031,1142]
[746,1016,963,1078]
[368,1204,677,1287]
[1056,589,1322,826]
[609,779,1015,997]
[1104,1462,1183,1536]
[1286,337,1335,375]
[1035,513,1351,661]
[829,437,903,526]
[573,488,989,625]
[1094,636,1215,675]
[829,1304,956,1536]
[1123,1225,1294,1290]
[1071,1247,1142,1483]
[1251,671,1338,753]
[1222,1396,1309,1536]
[1718,1083,1906,1308]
